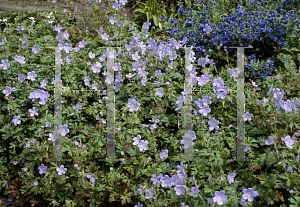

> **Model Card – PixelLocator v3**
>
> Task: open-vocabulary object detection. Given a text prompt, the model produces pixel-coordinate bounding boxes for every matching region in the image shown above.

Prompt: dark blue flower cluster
[245,55,277,81]
[160,0,300,80]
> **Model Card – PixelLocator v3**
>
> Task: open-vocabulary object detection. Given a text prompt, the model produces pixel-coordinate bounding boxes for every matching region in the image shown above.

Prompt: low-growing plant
[0,0,300,206]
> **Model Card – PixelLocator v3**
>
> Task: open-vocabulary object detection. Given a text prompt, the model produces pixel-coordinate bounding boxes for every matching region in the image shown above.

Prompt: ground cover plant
[0,0,300,206]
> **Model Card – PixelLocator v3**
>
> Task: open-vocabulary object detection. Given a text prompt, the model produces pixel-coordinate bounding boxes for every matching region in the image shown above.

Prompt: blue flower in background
[137,187,143,194]
[174,185,186,195]
[176,162,185,173]
[56,165,67,175]
[213,77,225,89]
[101,33,109,41]
[25,142,31,148]
[181,203,189,207]
[109,16,117,25]
[145,187,156,199]
[90,176,96,182]
[27,71,37,81]
[89,52,95,59]
[242,111,253,121]
[180,133,195,149]
[282,100,295,112]
[203,24,212,35]
[244,144,250,152]
[29,107,39,117]
[132,51,140,61]
[197,55,210,67]
[240,197,246,206]
[38,164,47,174]
[133,135,141,145]
[160,175,172,188]
[18,74,25,83]
[282,135,294,149]
[155,70,162,78]
[172,174,183,186]
[265,136,275,145]
[198,105,211,116]
[227,68,240,78]
[160,149,168,160]
[208,118,219,131]
[58,124,69,136]
[151,173,162,185]
[227,172,236,184]
[127,97,140,112]
[14,55,26,64]
[63,31,69,40]
[190,185,199,198]
[76,102,83,110]
[48,132,58,142]
[12,115,21,126]
[242,188,259,202]
[190,177,195,183]
[211,190,227,205]
[287,167,293,172]
[155,88,165,97]
[138,140,148,151]
[32,45,40,54]
[135,201,143,207]
[197,75,210,87]
[3,86,16,97]
[0,59,10,70]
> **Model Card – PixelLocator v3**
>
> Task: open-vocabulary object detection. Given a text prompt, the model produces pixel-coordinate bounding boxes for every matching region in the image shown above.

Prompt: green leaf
[153,15,158,28]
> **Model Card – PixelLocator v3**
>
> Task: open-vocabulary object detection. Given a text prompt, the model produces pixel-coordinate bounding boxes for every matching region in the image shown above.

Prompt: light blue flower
[181,203,189,207]
[101,33,109,41]
[282,135,294,149]
[172,174,183,186]
[12,115,21,126]
[109,16,117,24]
[198,105,211,116]
[138,140,148,151]
[134,201,143,207]
[227,68,240,78]
[242,188,259,202]
[160,175,172,188]
[32,45,40,54]
[212,77,225,89]
[133,135,141,145]
[27,71,37,81]
[127,97,140,112]
[29,107,39,117]
[56,165,67,175]
[0,59,10,70]
[227,172,236,184]
[190,185,199,197]
[155,88,165,97]
[212,190,227,205]
[38,164,47,174]
[58,124,69,136]
[242,111,253,121]
[265,136,275,145]
[174,185,186,195]
[160,149,168,160]
[208,118,219,131]
[145,187,156,199]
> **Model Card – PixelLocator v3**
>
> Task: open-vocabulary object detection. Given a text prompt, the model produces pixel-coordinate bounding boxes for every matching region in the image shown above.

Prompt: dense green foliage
[0,0,300,206]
